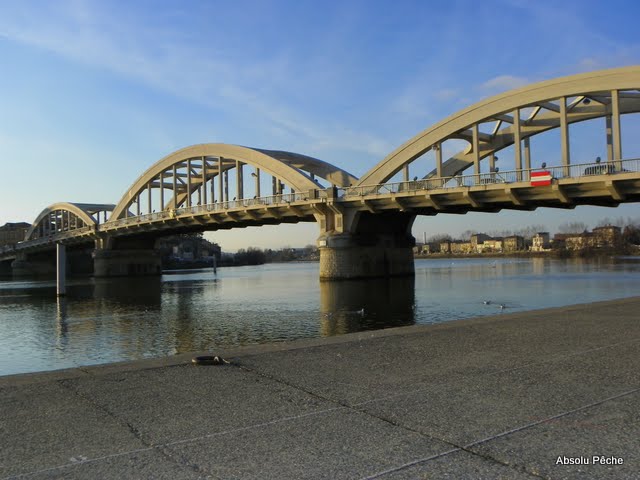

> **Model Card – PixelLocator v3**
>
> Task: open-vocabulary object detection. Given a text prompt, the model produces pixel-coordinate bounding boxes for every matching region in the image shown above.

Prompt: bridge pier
[0,259,13,277]
[317,210,415,280]
[93,249,162,277]
[11,252,57,277]
[93,236,161,277]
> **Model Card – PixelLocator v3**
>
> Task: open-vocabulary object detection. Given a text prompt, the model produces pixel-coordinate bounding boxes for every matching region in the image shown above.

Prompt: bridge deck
[2,158,640,257]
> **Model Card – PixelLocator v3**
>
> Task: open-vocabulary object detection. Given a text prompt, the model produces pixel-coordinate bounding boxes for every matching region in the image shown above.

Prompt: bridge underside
[341,174,640,216]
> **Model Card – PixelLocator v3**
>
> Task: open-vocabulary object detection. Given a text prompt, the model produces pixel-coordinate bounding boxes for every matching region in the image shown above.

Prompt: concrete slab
[359,341,640,445]
[368,449,539,479]
[0,382,144,478]
[64,363,335,445]
[469,391,640,480]
[11,450,203,480]
[165,408,451,480]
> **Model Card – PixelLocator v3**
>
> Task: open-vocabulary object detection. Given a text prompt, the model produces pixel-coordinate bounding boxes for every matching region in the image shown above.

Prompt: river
[1,256,639,376]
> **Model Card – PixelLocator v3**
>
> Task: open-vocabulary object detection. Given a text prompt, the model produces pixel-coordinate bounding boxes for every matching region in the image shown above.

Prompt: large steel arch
[358,66,640,185]
[24,202,114,240]
[110,143,357,220]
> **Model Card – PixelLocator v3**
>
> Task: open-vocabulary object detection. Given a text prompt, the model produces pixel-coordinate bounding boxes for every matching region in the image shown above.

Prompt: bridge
[2,66,640,281]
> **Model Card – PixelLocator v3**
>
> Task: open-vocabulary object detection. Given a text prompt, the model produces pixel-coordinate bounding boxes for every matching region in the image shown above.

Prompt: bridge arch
[358,66,640,185]
[109,143,357,220]
[24,203,115,241]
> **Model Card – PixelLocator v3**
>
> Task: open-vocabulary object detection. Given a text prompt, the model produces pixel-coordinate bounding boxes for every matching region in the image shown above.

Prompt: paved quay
[1,297,639,480]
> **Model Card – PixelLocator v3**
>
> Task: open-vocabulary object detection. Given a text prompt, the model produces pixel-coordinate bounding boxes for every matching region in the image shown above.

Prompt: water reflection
[55,296,68,355]
[1,258,640,376]
[94,277,162,306]
[319,277,416,335]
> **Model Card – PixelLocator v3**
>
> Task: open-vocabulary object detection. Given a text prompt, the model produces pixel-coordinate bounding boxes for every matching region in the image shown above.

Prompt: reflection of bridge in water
[46,275,416,361]
[2,67,640,281]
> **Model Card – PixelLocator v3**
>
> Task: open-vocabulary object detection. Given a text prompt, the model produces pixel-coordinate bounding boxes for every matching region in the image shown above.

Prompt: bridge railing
[104,191,320,228]
[0,244,15,255]
[340,158,640,198]
[173,192,314,215]
[4,225,96,252]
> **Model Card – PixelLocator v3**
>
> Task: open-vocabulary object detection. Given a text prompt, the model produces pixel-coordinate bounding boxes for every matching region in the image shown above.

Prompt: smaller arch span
[109,143,357,221]
[24,202,115,241]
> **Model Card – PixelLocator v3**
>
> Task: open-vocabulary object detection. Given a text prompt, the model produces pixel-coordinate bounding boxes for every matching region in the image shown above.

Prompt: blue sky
[1,0,639,251]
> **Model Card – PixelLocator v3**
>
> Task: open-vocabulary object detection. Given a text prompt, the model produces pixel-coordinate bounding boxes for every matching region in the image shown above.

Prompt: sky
[1,0,639,251]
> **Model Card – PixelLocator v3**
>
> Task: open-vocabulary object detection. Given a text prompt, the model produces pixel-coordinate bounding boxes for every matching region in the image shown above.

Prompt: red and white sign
[531,170,552,186]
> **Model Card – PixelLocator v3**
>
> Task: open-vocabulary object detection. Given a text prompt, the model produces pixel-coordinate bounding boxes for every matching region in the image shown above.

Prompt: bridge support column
[56,243,66,296]
[93,248,162,277]
[0,259,13,277]
[317,210,415,280]
[93,236,161,277]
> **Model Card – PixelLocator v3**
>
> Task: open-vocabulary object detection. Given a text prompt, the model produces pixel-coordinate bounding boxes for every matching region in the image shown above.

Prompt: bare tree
[487,229,512,238]
[595,216,640,228]
[514,224,547,239]
[427,234,452,244]
[459,229,478,241]
[557,221,588,233]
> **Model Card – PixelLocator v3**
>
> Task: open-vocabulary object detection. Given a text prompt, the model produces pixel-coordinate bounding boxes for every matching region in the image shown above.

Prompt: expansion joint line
[350,401,542,480]
[234,361,350,410]
[362,388,640,479]
[233,362,479,476]
[54,379,210,479]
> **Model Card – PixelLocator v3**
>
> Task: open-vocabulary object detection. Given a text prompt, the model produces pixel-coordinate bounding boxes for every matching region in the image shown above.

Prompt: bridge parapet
[341,158,640,198]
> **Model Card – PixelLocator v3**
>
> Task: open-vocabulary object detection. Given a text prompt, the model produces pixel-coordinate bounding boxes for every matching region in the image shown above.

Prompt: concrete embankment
[1,297,639,479]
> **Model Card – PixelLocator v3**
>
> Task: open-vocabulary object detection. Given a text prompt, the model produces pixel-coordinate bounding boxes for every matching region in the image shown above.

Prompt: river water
[1,257,639,376]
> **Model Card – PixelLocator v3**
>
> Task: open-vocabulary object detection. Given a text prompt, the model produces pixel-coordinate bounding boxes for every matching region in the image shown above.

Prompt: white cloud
[434,88,459,101]
[480,75,529,92]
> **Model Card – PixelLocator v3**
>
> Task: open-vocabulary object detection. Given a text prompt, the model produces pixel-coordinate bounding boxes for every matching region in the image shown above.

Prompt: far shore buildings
[0,222,30,247]
[437,235,523,255]
[415,225,623,255]
[531,232,551,252]
[503,235,525,252]
[553,226,622,251]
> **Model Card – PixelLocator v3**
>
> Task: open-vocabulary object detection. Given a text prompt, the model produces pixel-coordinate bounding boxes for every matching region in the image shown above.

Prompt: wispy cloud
[434,88,459,101]
[0,1,390,160]
[480,75,530,93]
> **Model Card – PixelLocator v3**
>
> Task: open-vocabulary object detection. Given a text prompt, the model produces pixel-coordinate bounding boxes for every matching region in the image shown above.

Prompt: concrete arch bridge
[3,66,640,279]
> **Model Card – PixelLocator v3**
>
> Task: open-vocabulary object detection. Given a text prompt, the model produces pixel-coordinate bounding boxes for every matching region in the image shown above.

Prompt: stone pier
[318,233,415,279]
[0,258,15,276]
[317,207,415,280]
[11,252,57,276]
[92,234,162,277]
[93,249,161,277]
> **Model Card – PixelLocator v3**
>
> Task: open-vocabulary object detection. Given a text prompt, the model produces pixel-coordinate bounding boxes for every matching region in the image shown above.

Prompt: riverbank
[1,297,639,479]
[415,249,640,260]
